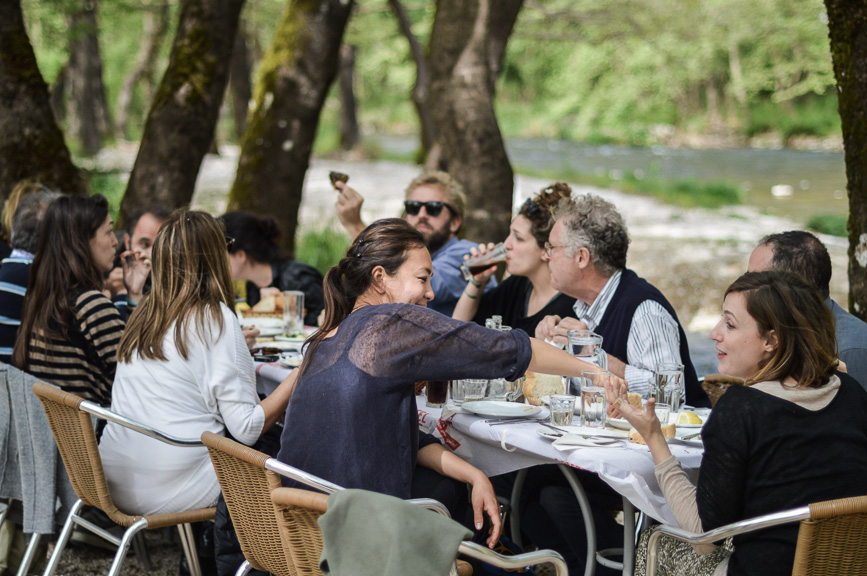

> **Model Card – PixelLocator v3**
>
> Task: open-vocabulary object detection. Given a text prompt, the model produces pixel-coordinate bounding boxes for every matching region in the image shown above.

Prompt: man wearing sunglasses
[335,171,494,315]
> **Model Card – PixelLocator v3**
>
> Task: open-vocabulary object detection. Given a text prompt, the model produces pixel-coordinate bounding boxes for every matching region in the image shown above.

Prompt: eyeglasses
[544,241,566,258]
[403,200,456,218]
[225,235,236,251]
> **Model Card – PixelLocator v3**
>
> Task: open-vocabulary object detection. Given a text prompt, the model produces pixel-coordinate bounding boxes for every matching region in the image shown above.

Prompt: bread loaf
[523,372,566,406]
[252,295,277,312]
[627,393,643,410]
[628,424,676,444]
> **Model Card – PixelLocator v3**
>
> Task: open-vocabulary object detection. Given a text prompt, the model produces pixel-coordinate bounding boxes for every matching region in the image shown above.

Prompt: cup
[654,402,671,425]
[566,329,607,394]
[462,379,488,403]
[460,243,507,281]
[425,380,449,408]
[450,380,467,406]
[487,376,524,402]
[652,363,685,414]
[580,370,609,428]
[549,394,577,426]
[282,290,305,333]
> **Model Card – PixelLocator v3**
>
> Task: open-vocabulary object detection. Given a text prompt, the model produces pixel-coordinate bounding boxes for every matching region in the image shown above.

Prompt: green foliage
[86,171,126,220]
[746,95,841,139]
[806,213,848,237]
[295,225,350,275]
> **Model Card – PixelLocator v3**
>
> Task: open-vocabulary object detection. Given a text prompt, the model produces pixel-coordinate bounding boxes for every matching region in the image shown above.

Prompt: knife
[538,421,627,440]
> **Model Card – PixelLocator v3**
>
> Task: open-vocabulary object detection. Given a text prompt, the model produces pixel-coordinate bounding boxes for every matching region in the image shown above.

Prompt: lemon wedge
[676,411,703,425]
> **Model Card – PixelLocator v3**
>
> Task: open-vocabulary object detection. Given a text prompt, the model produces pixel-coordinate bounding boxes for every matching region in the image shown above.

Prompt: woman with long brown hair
[13,194,143,405]
[276,218,623,548]
[99,211,294,515]
[611,271,867,576]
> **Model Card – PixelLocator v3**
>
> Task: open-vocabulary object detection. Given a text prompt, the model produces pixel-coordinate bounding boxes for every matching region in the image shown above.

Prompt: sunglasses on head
[403,200,456,217]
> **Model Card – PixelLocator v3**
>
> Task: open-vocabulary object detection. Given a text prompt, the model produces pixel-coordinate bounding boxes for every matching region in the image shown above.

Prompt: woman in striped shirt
[13,194,144,405]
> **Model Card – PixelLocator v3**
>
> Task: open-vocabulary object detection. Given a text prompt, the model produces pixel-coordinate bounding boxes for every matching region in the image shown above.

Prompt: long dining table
[256,362,705,576]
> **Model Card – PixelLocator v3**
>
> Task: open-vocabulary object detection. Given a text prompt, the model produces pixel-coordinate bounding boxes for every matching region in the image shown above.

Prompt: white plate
[607,418,631,430]
[254,340,303,351]
[279,352,303,368]
[255,326,285,337]
[462,401,542,418]
[274,334,307,343]
[676,423,703,429]
[240,317,284,329]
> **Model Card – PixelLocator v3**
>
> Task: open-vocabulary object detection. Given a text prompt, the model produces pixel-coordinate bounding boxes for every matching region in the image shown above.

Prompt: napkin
[552,434,625,451]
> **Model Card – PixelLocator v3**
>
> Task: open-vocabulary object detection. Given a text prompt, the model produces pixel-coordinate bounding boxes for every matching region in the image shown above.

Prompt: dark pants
[493,465,623,576]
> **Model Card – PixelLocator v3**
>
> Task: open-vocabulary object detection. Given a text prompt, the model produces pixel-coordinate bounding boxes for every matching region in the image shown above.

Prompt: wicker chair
[644,495,867,576]
[271,486,570,576]
[699,374,744,407]
[32,381,215,576]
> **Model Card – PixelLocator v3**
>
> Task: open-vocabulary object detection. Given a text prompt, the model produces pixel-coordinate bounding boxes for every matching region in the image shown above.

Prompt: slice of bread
[252,295,277,312]
[627,392,643,410]
[628,423,676,444]
[523,372,566,406]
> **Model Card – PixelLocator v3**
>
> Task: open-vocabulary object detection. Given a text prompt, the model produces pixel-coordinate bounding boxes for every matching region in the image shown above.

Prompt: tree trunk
[229,20,253,140]
[66,0,112,156]
[50,62,68,124]
[427,0,514,245]
[338,44,360,151]
[388,0,436,158]
[0,0,86,202]
[119,0,246,229]
[824,0,867,319]
[486,0,523,91]
[226,0,354,257]
[115,0,169,140]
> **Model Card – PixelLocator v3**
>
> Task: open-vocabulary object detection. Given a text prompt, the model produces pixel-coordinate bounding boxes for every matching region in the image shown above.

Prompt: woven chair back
[270,487,329,576]
[792,495,867,576]
[32,381,136,527]
[700,374,744,407]
[202,431,295,576]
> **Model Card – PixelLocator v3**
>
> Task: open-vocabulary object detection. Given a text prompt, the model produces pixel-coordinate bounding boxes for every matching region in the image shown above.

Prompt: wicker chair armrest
[645,506,811,576]
[81,400,204,447]
[457,541,568,576]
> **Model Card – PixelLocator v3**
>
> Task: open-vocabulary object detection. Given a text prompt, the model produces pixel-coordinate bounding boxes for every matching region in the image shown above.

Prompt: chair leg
[43,499,84,576]
[234,560,253,576]
[106,518,149,576]
[177,523,202,576]
[15,533,42,576]
[509,468,528,549]
[132,531,154,571]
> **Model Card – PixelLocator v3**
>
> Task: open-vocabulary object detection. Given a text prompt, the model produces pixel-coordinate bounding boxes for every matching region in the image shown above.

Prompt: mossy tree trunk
[0,0,86,202]
[229,20,253,140]
[67,0,113,156]
[119,0,245,229]
[428,0,517,244]
[226,0,355,257]
[824,0,867,320]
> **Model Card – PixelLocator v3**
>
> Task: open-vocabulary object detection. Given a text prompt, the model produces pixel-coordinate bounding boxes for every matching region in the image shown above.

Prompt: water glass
[654,402,671,425]
[566,330,607,394]
[580,370,609,428]
[487,376,524,401]
[462,379,488,404]
[425,380,449,408]
[449,380,467,406]
[549,395,577,426]
[652,363,685,413]
[282,290,305,332]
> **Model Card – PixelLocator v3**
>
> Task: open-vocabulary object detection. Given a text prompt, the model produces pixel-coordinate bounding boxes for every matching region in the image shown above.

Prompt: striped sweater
[0,251,33,363]
[27,290,124,405]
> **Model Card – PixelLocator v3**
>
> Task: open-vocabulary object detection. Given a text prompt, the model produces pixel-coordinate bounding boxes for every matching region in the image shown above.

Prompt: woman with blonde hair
[611,271,867,576]
[99,211,295,515]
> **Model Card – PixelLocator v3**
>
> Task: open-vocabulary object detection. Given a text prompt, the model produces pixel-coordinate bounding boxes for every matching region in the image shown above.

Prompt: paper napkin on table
[552,434,626,451]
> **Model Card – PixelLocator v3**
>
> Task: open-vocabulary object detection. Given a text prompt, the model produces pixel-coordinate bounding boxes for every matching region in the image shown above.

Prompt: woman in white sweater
[99,211,295,515]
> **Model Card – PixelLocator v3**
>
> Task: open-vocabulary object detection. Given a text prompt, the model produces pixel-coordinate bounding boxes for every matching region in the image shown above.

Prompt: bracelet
[464,288,479,300]
[468,277,482,288]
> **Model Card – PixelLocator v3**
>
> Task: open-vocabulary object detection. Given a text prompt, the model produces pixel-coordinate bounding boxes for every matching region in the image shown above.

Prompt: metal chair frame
[32,382,215,576]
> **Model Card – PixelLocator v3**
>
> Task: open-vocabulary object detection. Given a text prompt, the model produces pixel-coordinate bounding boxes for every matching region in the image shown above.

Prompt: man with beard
[336,171,494,315]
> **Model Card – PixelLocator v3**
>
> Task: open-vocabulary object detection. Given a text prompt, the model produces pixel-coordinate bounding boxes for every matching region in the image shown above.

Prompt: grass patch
[295,225,350,275]
[806,213,848,237]
[516,166,742,209]
[86,171,127,220]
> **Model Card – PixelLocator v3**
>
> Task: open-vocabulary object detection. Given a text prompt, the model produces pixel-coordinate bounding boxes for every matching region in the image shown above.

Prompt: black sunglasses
[403,200,456,218]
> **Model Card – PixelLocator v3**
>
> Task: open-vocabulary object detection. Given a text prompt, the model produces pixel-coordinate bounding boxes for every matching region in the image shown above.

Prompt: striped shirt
[27,290,124,405]
[572,270,683,397]
[0,250,34,363]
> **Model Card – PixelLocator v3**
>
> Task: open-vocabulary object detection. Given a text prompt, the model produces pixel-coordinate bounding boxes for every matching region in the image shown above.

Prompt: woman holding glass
[452,183,576,334]
[610,271,867,576]
[276,218,621,548]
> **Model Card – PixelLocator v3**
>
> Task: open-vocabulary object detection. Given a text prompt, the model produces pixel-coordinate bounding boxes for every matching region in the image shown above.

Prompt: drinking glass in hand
[549,394,576,426]
[460,243,507,282]
[580,370,609,428]
[426,380,449,407]
[653,363,685,413]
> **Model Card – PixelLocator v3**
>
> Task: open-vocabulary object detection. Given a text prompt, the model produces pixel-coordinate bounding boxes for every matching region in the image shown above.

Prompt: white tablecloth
[255,365,703,525]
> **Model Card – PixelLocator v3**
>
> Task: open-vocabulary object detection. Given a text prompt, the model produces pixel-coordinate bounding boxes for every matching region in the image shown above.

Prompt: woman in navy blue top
[277,218,620,548]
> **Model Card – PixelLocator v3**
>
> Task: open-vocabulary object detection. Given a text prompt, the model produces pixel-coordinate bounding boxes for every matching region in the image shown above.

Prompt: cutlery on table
[538,422,626,441]
[487,417,546,426]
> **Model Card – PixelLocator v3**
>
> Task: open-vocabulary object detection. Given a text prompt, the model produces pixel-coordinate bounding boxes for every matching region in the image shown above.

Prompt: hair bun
[535,182,572,210]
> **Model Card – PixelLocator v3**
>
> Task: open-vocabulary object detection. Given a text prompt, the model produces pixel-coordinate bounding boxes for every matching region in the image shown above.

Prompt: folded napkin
[552,434,626,451]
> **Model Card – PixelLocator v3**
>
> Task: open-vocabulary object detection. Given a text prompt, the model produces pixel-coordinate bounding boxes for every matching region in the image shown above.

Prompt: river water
[373,135,848,223]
